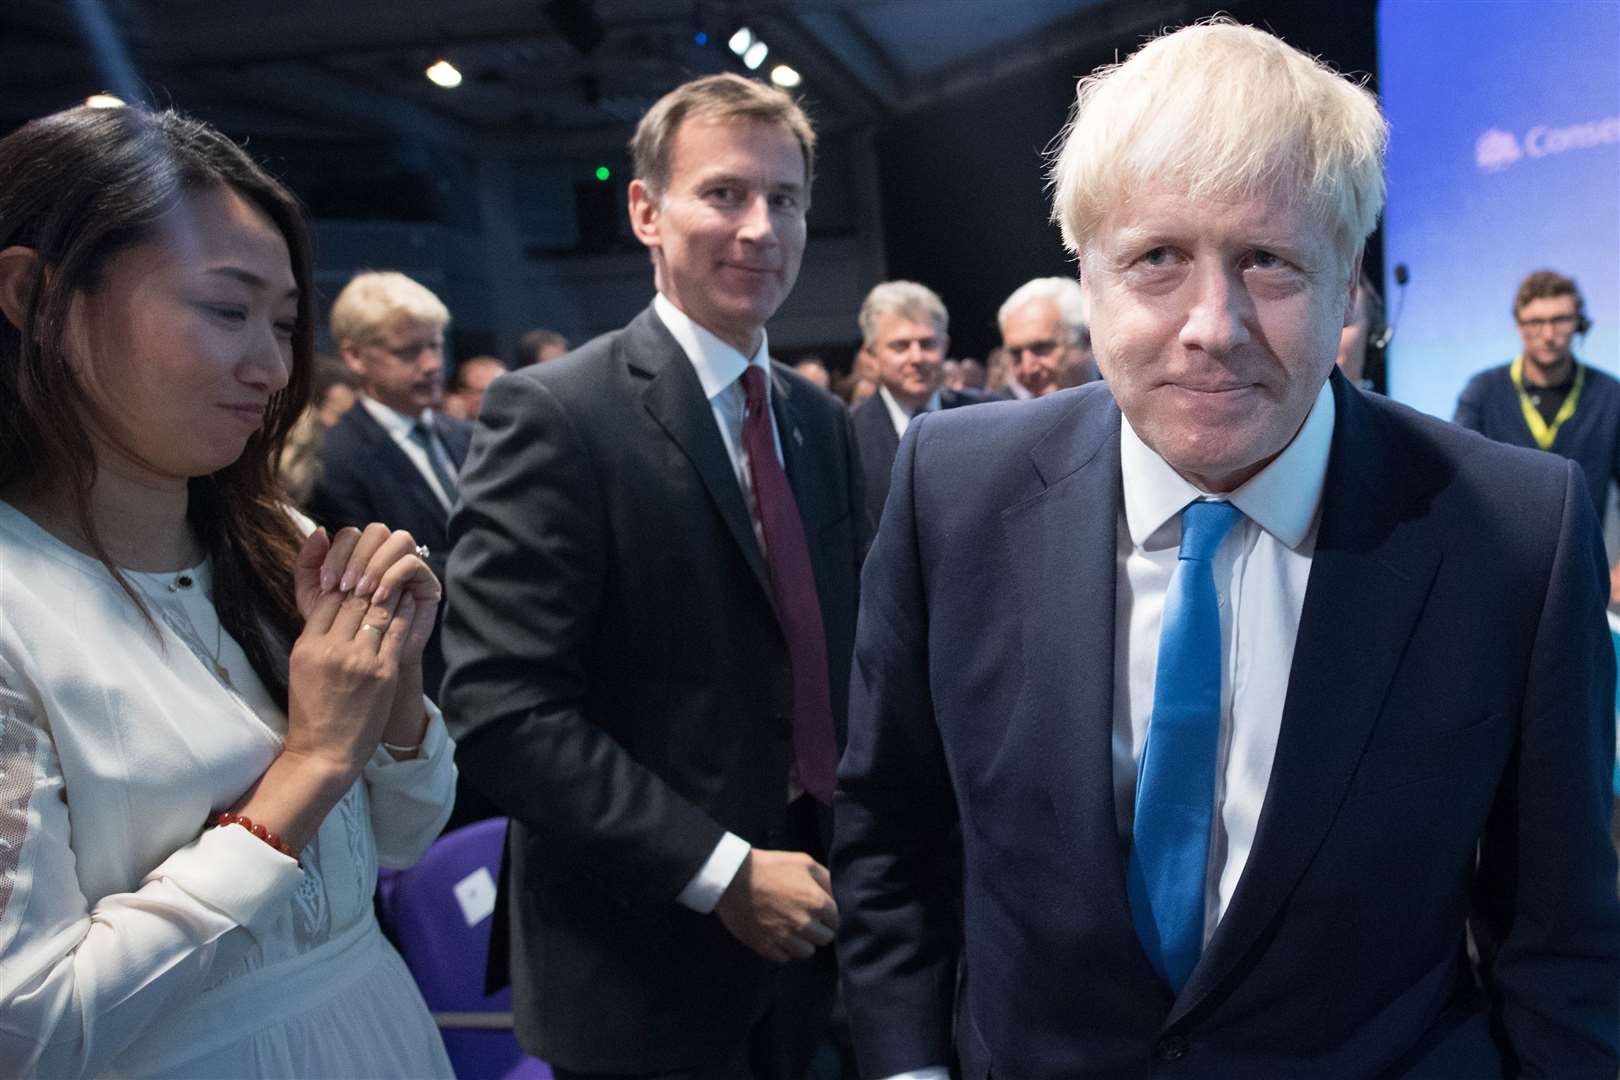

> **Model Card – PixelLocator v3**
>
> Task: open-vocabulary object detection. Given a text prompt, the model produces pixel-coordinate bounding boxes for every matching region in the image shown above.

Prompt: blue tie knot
[1178,500,1241,563]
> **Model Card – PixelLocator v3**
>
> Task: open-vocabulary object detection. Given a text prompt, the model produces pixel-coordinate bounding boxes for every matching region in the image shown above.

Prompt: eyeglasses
[1005,339,1062,360]
[1516,314,1577,332]
[370,338,445,363]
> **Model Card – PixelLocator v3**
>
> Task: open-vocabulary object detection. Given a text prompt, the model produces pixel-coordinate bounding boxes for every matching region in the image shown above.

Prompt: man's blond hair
[1049,19,1387,261]
[329,271,450,346]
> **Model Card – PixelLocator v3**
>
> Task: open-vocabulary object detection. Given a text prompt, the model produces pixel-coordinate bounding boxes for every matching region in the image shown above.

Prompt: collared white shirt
[653,293,784,914]
[654,293,784,554]
[357,395,458,511]
[1115,378,1334,933]
[877,384,942,438]
[883,380,1336,1080]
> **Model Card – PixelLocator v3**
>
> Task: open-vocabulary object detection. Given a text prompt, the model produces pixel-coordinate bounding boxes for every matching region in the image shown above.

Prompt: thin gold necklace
[167,570,233,689]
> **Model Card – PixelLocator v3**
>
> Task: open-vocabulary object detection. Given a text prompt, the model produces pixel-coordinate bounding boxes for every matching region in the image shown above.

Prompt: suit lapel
[1172,376,1441,1022]
[440,417,473,469]
[999,394,1153,968]
[349,403,449,524]
[633,309,773,599]
[773,367,836,535]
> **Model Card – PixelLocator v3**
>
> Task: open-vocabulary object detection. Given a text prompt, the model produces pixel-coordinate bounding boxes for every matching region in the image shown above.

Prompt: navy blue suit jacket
[307,402,471,703]
[850,387,994,531]
[833,373,1620,1078]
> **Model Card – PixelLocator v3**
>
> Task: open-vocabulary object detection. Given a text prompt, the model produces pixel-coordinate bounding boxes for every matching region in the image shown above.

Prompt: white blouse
[0,501,457,1078]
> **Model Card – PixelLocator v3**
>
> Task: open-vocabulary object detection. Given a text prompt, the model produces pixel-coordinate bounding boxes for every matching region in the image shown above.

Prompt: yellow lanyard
[1509,355,1584,451]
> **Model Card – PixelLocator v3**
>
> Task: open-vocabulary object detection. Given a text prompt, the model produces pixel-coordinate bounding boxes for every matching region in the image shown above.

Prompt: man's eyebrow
[205,265,300,298]
[693,170,803,193]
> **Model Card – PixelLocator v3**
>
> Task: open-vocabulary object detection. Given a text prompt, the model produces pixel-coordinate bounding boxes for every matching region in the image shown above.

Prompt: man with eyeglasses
[311,270,471,712]
[1456,270,1620,601]
[995,276,1091,399]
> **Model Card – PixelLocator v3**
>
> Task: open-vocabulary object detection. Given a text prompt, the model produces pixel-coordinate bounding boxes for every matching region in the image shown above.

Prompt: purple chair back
[387,817,552,1080]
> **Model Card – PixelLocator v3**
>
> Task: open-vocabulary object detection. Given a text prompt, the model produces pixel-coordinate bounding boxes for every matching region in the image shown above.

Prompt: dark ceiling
[0,0,1179,156]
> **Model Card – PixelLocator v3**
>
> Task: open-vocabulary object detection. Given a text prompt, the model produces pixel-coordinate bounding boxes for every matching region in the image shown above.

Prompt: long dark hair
[0,106,314,708]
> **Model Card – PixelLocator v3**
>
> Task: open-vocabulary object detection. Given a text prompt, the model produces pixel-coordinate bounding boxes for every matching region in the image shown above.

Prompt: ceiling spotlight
[743,40,769,70]
[425,59,463,89]
[769,65,801,89]
[728,27,754,55]
[85,93,125,109]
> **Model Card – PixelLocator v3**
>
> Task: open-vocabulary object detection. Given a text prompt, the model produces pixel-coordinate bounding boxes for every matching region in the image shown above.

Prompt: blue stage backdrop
[1377,0,1619,419]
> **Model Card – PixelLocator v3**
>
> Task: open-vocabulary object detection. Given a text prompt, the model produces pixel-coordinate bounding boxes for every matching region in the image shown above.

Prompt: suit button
[1155,1035,1188,1062]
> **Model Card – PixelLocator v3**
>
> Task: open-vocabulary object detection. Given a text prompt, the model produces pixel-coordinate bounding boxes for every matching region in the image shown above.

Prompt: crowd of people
[0,16,1616,1080]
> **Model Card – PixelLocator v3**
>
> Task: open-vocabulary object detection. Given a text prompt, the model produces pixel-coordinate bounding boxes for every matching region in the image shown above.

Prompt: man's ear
[0,246,42,333]
[337,339,367,380]
[627,179,660,250]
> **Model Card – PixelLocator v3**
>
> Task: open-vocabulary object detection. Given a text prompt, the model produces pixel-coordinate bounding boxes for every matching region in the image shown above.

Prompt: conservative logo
[1477,115,1620,173]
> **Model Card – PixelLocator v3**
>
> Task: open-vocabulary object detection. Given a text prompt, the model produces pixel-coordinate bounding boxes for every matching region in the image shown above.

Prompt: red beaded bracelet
[210,811,295,858]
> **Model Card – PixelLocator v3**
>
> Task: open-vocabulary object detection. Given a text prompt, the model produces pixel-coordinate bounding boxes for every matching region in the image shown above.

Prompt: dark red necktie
[739,365,837,805]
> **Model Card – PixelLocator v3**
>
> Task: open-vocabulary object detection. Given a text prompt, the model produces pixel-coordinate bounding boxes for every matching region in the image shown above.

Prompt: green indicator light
[594,166,611,181]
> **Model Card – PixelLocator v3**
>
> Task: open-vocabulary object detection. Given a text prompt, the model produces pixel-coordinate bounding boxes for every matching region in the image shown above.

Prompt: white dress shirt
[887,380,1334,1080]
[358,395,460,511]
[877,384,943,438]
[652,294,785,914]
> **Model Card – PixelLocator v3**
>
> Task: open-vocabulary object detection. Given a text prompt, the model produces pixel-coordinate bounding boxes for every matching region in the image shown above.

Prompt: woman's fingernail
[356,575,374,596]
[373,584,390,604]
[319,567,335,592]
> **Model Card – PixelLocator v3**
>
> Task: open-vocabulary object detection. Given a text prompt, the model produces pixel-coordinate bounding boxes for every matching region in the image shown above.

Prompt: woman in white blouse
[0,105,457,1077]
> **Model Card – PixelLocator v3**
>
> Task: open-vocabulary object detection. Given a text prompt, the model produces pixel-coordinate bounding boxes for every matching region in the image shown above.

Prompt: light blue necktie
[1127,498,1242,991]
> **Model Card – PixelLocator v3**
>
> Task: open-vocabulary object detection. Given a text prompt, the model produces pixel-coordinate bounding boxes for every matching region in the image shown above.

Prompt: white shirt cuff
[877,1070,950,1080]
[675,831,750,913]
[144,820,303,933]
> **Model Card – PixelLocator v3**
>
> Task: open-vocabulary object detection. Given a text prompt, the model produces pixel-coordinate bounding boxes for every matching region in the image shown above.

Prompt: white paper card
[452,866,497,928]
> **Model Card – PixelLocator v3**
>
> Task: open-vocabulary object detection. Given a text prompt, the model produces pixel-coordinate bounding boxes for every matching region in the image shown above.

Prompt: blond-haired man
[443,73,865,1078]
[834,21,1618,1078]
[310,270,469,710]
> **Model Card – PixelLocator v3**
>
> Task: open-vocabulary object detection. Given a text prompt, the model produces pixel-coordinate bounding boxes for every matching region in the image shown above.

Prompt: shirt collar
[1119,377,1335,550]
[876,384,942,436]
[360,394,436,439]
[654,293,771,402]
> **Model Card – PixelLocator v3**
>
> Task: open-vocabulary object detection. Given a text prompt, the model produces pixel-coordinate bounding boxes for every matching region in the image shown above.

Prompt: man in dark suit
[833,21,1619,1080]
[849,280,990,529]
[994,276,1089,400]
[309,270,470,707]
[441,73,866,1079]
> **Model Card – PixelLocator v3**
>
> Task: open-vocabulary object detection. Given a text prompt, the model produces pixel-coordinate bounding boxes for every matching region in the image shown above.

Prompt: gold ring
[361,622,386,636]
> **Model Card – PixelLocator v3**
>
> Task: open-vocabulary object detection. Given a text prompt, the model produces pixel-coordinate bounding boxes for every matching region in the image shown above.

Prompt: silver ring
[360,622,386,637]
[414,544,430,561]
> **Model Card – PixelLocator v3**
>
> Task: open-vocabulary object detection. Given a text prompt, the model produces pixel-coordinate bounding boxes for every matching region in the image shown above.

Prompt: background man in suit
[849,280,990,528]
[442,73,866,1079]
[995,276,1088,399]
[310,270,470,706]
[834,21,1618,1079]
